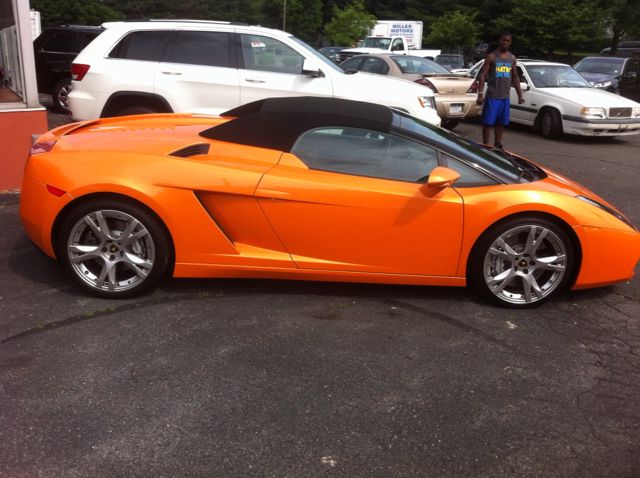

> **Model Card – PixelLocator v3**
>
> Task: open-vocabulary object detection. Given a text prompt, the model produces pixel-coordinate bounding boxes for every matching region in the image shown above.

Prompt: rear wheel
[57,199,170,298]
[51,78,71,113]
[539,108,563,139]
[468,217,575,308]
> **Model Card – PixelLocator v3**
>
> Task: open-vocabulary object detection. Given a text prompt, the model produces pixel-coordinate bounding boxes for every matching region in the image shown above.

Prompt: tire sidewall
[468,216,575,308]
[57,199,170,298]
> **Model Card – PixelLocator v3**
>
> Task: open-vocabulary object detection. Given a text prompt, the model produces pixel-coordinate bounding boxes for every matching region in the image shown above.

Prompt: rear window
[41,32,83,53]
[109,30,171,61]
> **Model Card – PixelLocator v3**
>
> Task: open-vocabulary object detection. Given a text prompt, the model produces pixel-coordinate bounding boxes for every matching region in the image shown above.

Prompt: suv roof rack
[122,18,249,26]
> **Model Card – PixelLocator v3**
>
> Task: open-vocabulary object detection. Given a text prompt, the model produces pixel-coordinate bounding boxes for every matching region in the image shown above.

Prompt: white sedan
[473,59,640,138]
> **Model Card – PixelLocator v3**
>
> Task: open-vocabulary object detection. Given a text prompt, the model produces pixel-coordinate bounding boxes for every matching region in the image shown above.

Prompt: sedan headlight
[418,96,436,109]
[592,80,612,88]
[633,107,640,118]
[576,195,637,231]
[580,107,606,119]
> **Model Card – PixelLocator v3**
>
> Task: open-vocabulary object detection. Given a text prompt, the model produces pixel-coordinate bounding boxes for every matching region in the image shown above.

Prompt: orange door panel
[256,155,464,276]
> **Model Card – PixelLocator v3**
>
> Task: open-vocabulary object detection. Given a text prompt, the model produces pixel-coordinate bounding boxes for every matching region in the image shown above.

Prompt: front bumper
[562,115,640,136]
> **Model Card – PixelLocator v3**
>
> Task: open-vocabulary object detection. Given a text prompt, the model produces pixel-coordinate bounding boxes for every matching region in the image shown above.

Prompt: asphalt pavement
[1,109,639,477]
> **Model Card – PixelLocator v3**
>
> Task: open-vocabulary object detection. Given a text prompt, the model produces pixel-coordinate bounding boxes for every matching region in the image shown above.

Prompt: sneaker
[494,143,504,150]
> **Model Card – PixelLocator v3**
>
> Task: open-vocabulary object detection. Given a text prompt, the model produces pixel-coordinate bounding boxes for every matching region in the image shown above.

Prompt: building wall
[0,0,48,191]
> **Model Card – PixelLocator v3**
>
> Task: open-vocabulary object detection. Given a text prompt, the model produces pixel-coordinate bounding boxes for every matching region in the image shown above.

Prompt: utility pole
[283,0,287,31]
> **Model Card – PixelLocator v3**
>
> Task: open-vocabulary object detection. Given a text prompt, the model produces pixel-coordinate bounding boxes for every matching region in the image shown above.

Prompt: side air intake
[169,143,210,158]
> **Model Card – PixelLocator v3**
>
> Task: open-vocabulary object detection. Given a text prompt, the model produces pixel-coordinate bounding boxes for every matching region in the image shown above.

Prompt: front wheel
[539,108,563,139]
[51,78,71,113]
[57,199,171,298]
[468,217,576,308]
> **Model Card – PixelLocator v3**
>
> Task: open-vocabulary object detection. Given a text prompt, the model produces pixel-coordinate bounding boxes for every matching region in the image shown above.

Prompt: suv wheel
[52,78,71,113]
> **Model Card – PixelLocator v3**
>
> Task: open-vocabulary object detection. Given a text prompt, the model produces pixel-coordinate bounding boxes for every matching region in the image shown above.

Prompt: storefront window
[0,0,27,106]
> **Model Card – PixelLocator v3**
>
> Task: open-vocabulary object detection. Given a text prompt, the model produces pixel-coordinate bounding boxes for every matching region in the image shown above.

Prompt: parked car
[317,46,347,64]
[600,40,640,58]
[340,54,480,128]
[21,96,640,307]
[472,59,640,138]
[33,25,103,112]
[67,20,439,126]
[574,56,640,101]
[434,54,465,71]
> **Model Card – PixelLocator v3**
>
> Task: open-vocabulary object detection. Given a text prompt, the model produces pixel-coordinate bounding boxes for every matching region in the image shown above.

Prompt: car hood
[341,47,388,54]
[539,87,640,107]
[578,72,618,83]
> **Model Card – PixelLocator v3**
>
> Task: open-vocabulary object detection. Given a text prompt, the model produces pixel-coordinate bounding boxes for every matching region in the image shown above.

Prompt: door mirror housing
[421,166,461,192]
[520,82,530,91]
[302,58,324,78]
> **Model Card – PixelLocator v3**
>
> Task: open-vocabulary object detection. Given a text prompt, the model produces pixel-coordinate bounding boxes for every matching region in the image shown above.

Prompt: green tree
[598,0,640,53]
[32,0,123,26]
[426,10,480,50]
[495,0,605,57]
[324,0,376,46]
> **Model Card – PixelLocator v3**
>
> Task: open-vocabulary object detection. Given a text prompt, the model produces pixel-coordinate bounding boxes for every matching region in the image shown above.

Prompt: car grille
[609,107,632,118]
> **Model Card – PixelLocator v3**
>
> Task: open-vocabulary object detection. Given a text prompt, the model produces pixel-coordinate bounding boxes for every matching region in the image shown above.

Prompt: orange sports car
[20,97,640,307]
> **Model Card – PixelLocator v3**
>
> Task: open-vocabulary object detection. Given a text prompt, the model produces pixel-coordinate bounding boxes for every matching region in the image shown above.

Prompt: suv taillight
[71,63,90,81]
[467,80,479,94]
[415,77,437,93]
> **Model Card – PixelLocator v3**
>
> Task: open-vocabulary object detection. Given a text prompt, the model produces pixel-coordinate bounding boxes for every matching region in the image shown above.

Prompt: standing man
[476,32,524,149]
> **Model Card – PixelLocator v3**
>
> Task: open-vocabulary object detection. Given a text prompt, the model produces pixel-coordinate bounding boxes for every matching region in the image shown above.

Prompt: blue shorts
[482,98,510,126]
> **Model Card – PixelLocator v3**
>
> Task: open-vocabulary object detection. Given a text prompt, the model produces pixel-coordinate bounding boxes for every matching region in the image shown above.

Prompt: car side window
[164,31,231,67]
[41,32,82,53]
[516,66,528,84]
[361,58,389,75]
[109,30,171,61]
[391,38,404,51]
[240,34,304,74]
[440,154,497,187]
[292,127,438,183]
[341,56,364,71]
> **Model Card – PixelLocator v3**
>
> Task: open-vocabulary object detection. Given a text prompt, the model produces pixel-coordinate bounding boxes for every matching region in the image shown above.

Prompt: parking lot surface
[1,112,639,477]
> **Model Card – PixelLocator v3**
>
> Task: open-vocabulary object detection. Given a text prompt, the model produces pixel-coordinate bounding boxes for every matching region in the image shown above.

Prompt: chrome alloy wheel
[67,210,156,292]
[483,224,567,305]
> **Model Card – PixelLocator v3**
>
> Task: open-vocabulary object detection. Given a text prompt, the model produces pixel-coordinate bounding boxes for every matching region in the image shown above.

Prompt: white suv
[68,20,440,125]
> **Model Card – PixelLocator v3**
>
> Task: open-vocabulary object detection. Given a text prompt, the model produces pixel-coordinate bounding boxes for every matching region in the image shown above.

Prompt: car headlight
[633,107,640,118]
[592,80,612,88]
[580,107,606,119]
[418,96,436,109]
[576,195,637,231]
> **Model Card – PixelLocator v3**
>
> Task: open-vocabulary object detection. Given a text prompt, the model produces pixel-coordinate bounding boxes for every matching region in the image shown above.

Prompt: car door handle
[245,78,266,83]
[161,71,182,76]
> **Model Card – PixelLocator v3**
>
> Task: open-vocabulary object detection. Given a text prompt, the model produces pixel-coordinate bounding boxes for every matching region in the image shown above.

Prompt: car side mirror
[520,82,530,91]
[420,166,461,193]
[302,58,324,78]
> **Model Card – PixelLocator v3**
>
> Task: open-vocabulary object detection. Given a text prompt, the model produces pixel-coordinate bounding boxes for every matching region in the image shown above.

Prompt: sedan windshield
[525,65,592,88]
[392,56,451,75]
[574,58,625,75]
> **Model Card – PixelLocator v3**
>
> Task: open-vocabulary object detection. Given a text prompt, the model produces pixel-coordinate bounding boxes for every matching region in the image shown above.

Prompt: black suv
[33,25,103,112]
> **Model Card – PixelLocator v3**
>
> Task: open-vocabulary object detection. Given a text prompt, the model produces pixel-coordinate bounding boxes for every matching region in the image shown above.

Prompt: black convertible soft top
[199,96,395,152]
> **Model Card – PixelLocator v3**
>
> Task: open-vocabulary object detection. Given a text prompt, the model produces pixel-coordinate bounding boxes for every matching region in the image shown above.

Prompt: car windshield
[392,56,451,75]
[574,58,624,75]
[361,37,391,49]
[392,111,545,183]
[290,36,344,73]
[525,64,592,88]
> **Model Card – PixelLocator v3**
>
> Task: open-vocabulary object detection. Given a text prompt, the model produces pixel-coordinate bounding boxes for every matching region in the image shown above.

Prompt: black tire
[468,216,576,308]
[57,198,171,298]
[51,78,71,113]
[443,119,460,130]
[539,108,563,139]
[115,105,159,116]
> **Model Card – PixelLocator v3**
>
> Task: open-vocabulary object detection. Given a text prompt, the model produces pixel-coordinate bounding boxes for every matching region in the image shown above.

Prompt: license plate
[450,104,463,114]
